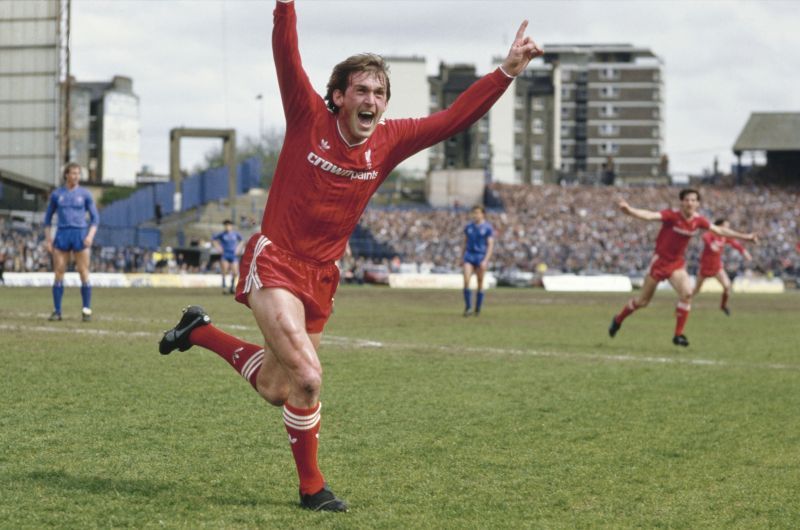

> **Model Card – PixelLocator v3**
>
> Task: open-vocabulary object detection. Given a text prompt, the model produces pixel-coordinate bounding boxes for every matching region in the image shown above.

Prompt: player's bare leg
[668,269,693,346]
[49,249,69,321]
[248,287,347,512]
[609,274,658,337]
[462,263,475,316]
[229,267,237,295]
[716,269,733,315]
[75,247,92,321]
[691,275,707,298]
[474,265,486,315]
[220,260,231,294]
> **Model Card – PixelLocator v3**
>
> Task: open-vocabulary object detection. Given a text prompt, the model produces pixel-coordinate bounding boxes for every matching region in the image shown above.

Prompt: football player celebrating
[692,218,752,315]
[159,0,543,512]
[608,189,757,347]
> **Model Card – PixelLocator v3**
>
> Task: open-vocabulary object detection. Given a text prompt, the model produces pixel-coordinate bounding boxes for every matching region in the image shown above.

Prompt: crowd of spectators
[356,183,800,279]
[3,183,799,282]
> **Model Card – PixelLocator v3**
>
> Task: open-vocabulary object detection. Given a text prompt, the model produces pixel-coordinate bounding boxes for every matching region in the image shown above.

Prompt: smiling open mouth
[357,111,374,127]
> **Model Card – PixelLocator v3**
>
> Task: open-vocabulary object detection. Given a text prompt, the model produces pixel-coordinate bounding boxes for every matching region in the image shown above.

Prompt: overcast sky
[71,0,800,177]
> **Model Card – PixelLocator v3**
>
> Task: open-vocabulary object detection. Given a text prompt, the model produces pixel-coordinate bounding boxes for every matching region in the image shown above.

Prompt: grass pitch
[1,286,799,528]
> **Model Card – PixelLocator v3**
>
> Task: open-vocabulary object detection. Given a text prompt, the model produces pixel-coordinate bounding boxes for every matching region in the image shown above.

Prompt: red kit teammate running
[692,218,752,315]
[608,189,757,347]
[159,0,543,512]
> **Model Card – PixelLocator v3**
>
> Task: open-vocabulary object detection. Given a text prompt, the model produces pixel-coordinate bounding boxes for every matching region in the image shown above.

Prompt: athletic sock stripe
[283,404,321,430]
[244,359,263,382]
[242,353,264,380]
[283,411,321,430]
[241,350,265,380]
[283,403,321,421]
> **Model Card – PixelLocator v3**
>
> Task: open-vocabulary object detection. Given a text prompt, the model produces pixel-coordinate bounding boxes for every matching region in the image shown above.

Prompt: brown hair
[679,188,700,201]
[62,162,81,179]
[325,53,391,113]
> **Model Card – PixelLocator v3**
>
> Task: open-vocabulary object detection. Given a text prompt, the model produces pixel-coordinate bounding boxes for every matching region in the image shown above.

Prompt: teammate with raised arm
[462,205,494,316]
[159,0,543,512]
[44,162,99,322]
[692,218,752,315]
[608,189,756,347]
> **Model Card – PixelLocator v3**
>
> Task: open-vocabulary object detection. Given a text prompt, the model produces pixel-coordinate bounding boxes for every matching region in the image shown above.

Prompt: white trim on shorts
[243,235,272,296]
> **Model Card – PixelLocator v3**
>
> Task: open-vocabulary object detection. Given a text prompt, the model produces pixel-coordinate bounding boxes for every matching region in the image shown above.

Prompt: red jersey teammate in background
[692,219,752,315]
[158,0,543,512]
[608,189,757,347]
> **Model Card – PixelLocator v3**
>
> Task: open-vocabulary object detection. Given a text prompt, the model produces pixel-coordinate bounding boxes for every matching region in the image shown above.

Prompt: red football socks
[188,324,264,389]
[283,401,325,495]
[615,298,640,324]
[675,303,691,336]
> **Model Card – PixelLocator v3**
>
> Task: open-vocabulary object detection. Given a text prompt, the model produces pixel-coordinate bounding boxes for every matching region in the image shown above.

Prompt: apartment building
[68,75,141,186]
[424,44,664,185]
[551,44,664,184]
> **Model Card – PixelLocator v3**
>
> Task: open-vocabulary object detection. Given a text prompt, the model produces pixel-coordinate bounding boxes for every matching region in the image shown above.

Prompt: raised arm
[710,223,758,244]
[273,0,319,122]
[500,20,544,77]
[386,21,543,163]
[617,199,662,222]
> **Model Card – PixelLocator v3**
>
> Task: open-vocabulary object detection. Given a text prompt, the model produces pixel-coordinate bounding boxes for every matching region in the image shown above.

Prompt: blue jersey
[464,221,493,255]
[213,230,243,255]
[44,186,99,229]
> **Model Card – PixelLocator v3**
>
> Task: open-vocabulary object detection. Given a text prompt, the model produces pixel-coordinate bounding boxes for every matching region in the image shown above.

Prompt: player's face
[679,193,700,217]
[64,166,81,188]
[471,209,484,223]
[334,71,388,145]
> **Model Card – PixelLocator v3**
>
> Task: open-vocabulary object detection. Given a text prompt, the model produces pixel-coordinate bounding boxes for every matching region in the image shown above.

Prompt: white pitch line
[2,320,798,373]
[0,323,153,338]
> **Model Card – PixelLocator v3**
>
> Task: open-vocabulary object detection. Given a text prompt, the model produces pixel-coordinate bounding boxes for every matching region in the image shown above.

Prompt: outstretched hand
[501,20,544,77]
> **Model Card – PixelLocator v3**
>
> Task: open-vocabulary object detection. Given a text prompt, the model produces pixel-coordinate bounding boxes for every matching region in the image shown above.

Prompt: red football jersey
[699,231,745,272]
[265,2,513,263]
[653,209,711,262]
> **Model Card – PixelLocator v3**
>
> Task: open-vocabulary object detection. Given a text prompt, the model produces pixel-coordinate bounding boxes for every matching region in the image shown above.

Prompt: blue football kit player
[212,220,243,294]
[462,205,494,316]
[44,163,99,321]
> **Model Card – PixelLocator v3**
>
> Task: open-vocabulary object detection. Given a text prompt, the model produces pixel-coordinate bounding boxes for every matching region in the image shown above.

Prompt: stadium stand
[3,182,798,284]
[353,183,800,281]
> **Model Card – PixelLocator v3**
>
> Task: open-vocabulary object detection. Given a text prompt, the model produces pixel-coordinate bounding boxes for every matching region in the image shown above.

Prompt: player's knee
[292,365,322,399]
[258,380,289,407]
[636,297,650,308]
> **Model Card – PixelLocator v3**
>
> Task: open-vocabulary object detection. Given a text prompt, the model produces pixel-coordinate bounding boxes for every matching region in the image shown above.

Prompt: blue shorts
[53,227,87,252]
[221,253,238,264]
[463,252,485,267]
